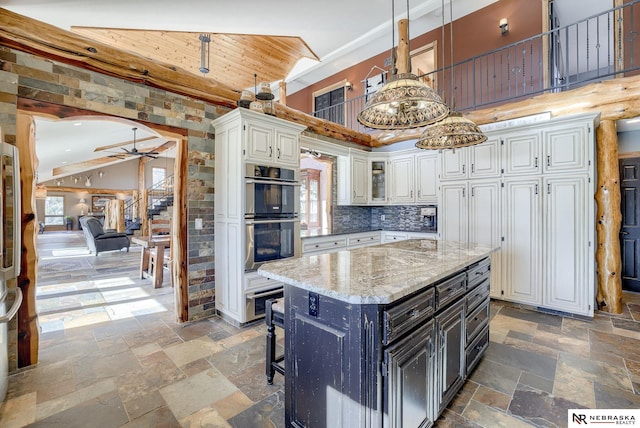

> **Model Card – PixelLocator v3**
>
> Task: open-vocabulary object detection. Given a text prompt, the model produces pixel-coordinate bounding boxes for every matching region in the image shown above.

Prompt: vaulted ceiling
[71,28,319,91]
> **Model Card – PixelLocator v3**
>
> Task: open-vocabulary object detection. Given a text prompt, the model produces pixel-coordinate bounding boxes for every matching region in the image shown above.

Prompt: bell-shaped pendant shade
[416,112,487,150]
[358,73,449,130]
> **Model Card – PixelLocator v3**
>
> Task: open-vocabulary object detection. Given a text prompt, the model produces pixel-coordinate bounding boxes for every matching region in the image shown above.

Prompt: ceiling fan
[107,127,159,159]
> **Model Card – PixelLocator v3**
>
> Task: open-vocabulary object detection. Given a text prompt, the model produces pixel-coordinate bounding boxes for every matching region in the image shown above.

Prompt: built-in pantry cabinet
[439,113,597,316]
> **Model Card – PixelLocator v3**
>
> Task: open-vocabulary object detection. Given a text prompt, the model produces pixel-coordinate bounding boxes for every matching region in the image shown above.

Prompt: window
[152,167,166,187]
[411,42,437,88]
[313,83,346,125]
[300,169,321,230]
[44,195,64,225]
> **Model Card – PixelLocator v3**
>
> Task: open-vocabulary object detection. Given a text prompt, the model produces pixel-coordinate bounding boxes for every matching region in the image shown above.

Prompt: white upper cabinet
[416,153,439,203]
[389,154,415,203]
[440,148,468,181]
[469,137,501,178]
[338,152,368,205]
[243,115,301,167]
[543,122,591,173]
[502,130,542,176]
[369,157,388,204]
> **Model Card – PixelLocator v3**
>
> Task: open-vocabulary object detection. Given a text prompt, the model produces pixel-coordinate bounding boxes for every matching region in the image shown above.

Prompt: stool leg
[266,304,276,385]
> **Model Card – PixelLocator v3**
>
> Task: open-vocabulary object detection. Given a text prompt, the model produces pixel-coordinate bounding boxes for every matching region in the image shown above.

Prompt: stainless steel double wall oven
[244,164,300,321]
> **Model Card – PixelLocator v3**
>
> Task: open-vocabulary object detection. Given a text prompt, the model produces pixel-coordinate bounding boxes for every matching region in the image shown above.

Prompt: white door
[244,120,273,163]
[416,153,439,203]
[440,148,468,181]
[469,137,501,178]
[440,182,468,242]
[543,123,590,173]
[351,155,368,204]
[543,176,591,315]
[502,178,542,305]
[503,131,542,176]
[275,130,300,167]
[389,155,415,203]
[469,180,502,297]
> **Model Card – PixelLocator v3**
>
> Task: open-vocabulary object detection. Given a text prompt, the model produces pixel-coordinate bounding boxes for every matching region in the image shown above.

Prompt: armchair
[79,216,130,256]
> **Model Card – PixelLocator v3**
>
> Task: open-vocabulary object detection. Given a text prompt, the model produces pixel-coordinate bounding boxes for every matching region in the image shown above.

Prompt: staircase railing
[313,0,640,132]
[124,174,174,222]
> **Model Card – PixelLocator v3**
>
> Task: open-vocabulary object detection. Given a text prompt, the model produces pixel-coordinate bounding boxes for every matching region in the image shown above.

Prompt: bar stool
[265,297,285,384]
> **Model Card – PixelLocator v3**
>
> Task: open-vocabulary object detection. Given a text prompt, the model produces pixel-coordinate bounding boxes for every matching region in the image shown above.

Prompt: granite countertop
[258,239,496,305]
[300,228,437,239]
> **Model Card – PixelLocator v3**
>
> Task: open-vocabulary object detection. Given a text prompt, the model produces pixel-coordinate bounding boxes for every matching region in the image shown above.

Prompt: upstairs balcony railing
[313,0,640,134]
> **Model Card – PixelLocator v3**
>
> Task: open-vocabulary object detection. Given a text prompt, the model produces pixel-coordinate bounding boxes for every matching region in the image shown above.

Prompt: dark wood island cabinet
[259,240,495,428]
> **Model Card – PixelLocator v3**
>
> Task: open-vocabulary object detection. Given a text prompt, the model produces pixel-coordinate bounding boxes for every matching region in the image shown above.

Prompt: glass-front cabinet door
[370,158,387,204]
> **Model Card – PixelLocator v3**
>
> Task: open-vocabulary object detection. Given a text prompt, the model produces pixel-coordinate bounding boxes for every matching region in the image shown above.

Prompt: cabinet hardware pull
[315,244,319,248]
[471,163,475,173]
[462,164,466,174]
[535,184,539,195]
[277,148,281,159]
[547,183,551,194]
[547,155,551,167]
[410,190,413,198]
[268,146,272,157]
[410,309,420,319]
[418,190,421,198]
[535,157,538,168]
[462,188,465,197]
[622,231,629,235]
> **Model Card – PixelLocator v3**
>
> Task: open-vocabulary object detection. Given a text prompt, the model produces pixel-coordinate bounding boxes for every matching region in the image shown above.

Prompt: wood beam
[595,120,623,314]
[2,8,372,148]
[371,74,640,146]
[52,157,131,177]
[45,186,133,196]
[15,113,39,368]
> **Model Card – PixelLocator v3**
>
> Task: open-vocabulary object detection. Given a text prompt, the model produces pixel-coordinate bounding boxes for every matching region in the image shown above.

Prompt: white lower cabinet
[501,178,542,305]
[440,182,468,243]
[543,175,593,315]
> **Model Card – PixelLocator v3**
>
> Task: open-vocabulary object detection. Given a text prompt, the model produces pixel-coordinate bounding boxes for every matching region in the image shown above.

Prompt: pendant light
[357,0,449,130]
[416,0,486,150]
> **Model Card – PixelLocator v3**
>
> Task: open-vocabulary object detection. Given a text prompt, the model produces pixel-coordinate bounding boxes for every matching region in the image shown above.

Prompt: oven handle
[245,179,300,186]
[245,218,300,225]
[246,288,284,300]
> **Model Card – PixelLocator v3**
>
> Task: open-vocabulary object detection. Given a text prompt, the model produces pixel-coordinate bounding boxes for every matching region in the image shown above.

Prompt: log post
[16,113,39,367]
[595,119,623,313]
[279,81,287,106]
[173,136,189,322]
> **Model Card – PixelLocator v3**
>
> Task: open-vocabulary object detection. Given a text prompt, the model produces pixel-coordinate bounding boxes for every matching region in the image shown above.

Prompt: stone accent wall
[371,205,437,232]
[0,46,227,323]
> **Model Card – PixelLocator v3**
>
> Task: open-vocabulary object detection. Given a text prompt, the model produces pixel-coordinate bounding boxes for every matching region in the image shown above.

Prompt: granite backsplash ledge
[332,204,437,234]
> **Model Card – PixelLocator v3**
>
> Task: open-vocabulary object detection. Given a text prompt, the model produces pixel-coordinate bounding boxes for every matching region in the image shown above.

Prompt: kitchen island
[258,239,495,428]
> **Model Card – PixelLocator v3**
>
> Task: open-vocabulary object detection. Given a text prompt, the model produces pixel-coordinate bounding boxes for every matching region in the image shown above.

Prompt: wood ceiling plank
[71,27,318,90]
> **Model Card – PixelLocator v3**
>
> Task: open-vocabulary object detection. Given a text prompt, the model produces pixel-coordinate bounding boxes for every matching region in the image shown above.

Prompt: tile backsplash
[333,204,437,233]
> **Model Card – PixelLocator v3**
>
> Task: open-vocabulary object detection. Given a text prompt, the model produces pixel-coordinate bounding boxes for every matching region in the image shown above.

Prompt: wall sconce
[72,175,79,184]
[79,198,86,215]
[499,18,509,36]
[98,171,104,178]
[345,81,353,91]
[85,175,92,187]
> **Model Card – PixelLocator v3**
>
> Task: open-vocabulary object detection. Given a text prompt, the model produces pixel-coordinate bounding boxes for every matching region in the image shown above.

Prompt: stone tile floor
[1,231,639,427]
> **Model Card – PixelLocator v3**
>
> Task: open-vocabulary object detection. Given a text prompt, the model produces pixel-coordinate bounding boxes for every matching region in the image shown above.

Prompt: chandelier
[416,0,486,150]
[357,0,449,130]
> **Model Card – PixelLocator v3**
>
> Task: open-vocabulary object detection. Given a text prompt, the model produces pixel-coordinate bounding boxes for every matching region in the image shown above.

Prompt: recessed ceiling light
[62,161,67,164]
[73,122,82,126]
[65,148,72,152]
